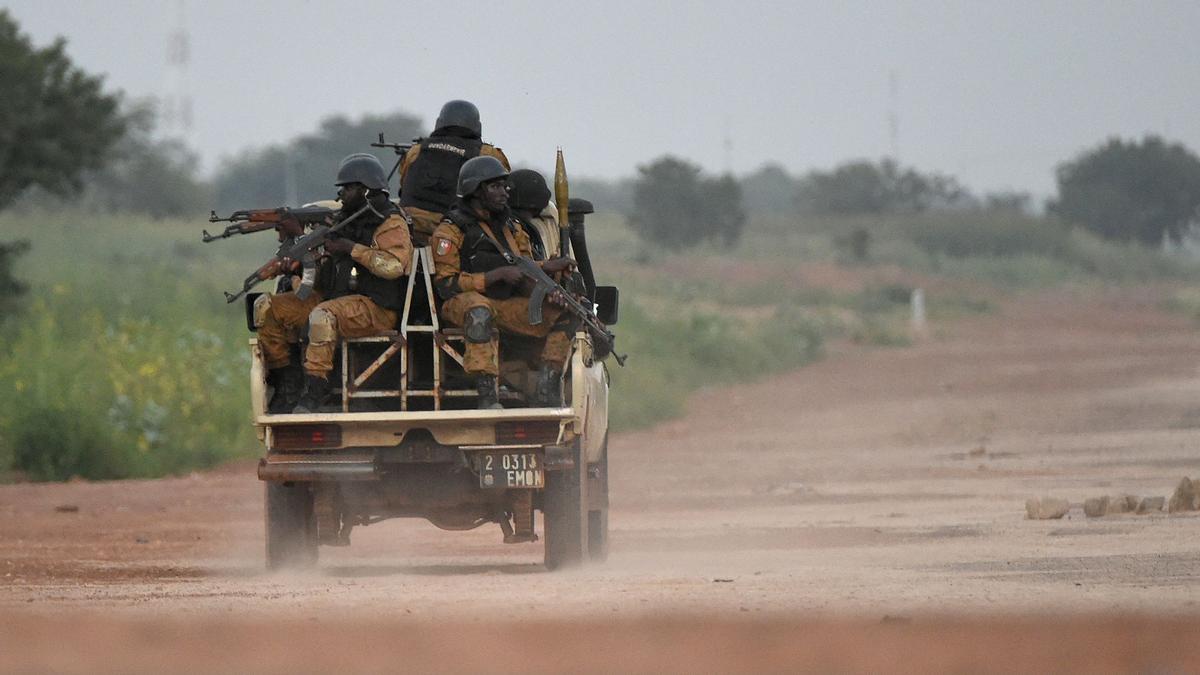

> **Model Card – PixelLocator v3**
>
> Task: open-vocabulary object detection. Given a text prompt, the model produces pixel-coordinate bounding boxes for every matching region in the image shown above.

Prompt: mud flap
[265,482,318,570]
[542,442,588,570]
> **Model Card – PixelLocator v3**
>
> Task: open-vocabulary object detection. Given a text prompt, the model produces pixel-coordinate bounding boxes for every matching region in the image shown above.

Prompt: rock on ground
[1136,496,1165,514]
[1026,497,1070,520]
[1084,496,1109,518]
[1168,478,1198,513]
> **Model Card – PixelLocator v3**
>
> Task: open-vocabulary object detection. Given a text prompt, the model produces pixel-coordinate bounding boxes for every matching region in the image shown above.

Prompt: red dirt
[4,286,1200,672]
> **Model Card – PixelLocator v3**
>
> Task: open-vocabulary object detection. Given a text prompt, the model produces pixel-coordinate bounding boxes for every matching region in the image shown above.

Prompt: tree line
[626,138,1200,252]
[3,6,1200,264]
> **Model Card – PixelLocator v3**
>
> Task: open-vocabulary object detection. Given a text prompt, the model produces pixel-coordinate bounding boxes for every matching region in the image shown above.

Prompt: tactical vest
[324,198,406,311]
[513,212,548,260]
[400,136,484,213]
[447,207,522,299]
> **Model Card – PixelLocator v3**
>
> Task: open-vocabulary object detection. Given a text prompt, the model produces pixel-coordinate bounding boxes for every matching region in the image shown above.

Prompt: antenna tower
[163,0,193,138]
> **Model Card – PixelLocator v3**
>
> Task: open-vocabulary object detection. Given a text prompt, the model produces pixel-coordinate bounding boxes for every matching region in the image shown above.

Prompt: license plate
[478,452,544,489]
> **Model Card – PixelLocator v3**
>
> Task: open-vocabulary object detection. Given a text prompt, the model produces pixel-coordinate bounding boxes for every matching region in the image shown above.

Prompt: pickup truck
[246,201,618,571]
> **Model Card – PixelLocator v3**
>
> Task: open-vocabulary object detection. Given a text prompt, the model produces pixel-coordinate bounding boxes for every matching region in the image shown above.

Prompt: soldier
[507,168,559,259]
[399,100,510,246]
[430,156,577,409]
[258,153,414,413]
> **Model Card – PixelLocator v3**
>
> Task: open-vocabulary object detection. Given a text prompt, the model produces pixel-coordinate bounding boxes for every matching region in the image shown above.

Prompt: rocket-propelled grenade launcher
[554,149,571,259]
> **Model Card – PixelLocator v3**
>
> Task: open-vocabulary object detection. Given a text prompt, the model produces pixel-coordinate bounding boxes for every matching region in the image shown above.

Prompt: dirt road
[4,287,1200,672]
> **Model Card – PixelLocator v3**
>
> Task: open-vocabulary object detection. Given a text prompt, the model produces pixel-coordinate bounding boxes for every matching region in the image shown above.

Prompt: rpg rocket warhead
[554,148,570,258]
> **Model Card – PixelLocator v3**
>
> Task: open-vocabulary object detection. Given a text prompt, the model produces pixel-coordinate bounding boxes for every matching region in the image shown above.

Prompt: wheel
[587,439,609,563]
[543,442,588,571]
[265,481,318,570]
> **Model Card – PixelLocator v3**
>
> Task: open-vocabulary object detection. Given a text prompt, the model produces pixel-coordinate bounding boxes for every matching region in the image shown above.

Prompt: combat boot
[292,374,333,414]
[476,375,503,410]
[531,365,562,407]
[266,364,304,414]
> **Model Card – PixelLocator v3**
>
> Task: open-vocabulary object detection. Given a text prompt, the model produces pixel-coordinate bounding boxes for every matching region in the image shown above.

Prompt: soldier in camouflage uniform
[399,100,510,246]
[430,156,577,409]
[258,154,414,413]
[507,168,560,259]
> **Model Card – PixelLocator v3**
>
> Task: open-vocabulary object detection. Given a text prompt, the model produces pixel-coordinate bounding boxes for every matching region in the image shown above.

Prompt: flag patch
[435,238,451,255]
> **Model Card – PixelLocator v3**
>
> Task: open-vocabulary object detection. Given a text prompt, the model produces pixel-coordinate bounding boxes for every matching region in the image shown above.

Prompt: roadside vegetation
[2,203,1197,481]
[0,212,253,481]
[3,11,1199,481]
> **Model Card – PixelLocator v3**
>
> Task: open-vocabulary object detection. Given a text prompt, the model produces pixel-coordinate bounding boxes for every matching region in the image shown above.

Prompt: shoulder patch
[435,238,452,256]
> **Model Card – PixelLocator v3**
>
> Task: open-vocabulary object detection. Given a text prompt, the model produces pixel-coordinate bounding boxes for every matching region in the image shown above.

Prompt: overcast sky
[5,0,1200,197]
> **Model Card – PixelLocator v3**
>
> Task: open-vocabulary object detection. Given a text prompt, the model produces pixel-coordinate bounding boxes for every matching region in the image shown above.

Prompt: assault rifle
[203,205,335,243]
[221,203,371,304]
[500,250,626,367]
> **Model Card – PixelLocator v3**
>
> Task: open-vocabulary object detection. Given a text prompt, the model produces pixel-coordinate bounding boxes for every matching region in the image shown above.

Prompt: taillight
[272,424,342,449]
[495,421,559,445]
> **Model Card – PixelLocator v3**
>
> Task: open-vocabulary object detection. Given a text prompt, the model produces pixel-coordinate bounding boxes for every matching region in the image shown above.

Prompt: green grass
[0,210,261,481]
[607,301,824,429]
[1164,288,1200,324]
[730,211,1200,288]
[0,208,837,480]
[3,205,1192,481]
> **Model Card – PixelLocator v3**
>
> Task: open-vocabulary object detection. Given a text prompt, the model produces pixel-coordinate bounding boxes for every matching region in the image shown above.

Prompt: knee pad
[307,307,337,343]
[253,294,272,328]
[464,306,495,344]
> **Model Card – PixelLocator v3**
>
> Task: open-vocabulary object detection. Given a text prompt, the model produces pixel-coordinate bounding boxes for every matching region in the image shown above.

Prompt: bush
[874,212,1198,285]
[896,212,1071,259]
[214,111,423,209]
[0,10,124,209]
[628,156,747,250]
[0,279,252,481]
[0,210,259,481]
[795,158,971,215]
[1050,136,1200,246]
[0,239,29,324]
[607,300,823,430]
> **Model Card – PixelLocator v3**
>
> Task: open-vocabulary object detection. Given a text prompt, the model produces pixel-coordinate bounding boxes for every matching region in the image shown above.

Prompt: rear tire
[543,443,588,571]
[265,481,317,570]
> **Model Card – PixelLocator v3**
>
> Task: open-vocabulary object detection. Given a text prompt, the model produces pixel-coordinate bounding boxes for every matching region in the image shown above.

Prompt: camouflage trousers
[441,291,573,376]
[258,292,397,378]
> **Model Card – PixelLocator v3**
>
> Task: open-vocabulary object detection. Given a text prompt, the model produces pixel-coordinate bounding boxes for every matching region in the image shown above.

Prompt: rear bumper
[256,407,576,453]
[257,444,577,483]
[254,407,574,426]
[258,458,377,481]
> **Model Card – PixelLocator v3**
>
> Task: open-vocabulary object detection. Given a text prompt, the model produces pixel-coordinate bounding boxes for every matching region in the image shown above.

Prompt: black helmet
[507,169,552,211]
[434,99,482,137]
[335,153,388,191]
[457,156,509,198]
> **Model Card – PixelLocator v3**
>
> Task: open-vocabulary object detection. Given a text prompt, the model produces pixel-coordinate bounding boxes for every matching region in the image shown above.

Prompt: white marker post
[911,287,927,337]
